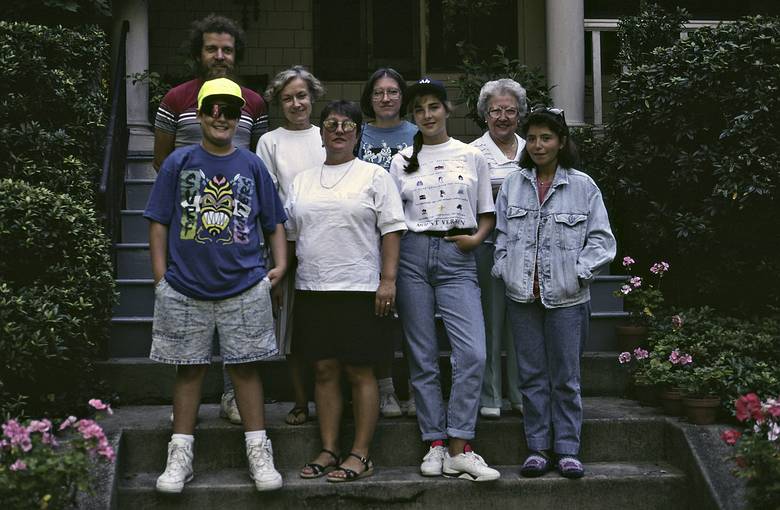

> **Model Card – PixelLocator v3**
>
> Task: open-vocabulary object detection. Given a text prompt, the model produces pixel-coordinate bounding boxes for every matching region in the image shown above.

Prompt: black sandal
[327,452,374,483]
[285,405,309,425]
[299,448,340,479]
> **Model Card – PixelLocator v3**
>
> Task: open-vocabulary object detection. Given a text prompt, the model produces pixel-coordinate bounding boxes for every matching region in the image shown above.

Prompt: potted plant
[680,360,732,425]
[614,256,670,352]
[618,347,655,404]
[639,345,693,416]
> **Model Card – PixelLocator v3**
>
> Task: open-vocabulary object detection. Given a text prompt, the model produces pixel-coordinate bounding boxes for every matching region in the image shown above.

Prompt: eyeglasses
[322,119,358,133]
[372,88,401,100]
[531,105,566,122]
[203,102,242,120]
[487,107,520,119]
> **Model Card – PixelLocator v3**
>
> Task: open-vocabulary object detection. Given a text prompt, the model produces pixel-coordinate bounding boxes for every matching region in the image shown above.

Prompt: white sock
[171,433,194,444]
[378,377,395,394]
[245,430,267,443]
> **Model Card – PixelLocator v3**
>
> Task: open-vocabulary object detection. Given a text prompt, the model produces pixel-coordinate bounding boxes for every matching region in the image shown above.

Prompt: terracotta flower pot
[659,387,685,416]
[616,325,648,353]
[683,396,721,425]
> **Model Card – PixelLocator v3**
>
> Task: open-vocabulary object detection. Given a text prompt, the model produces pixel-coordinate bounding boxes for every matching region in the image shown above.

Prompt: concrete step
[97,353,629,405]
[108,311,626,358]
[127,157,156,179]
[116,244,150,279]
[126,178,154,209]
[112,399,669,473]
[121,210,148,243]
[117,461,687,510]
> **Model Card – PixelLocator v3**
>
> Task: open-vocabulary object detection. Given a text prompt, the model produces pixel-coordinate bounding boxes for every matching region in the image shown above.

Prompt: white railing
[584,19,727,125]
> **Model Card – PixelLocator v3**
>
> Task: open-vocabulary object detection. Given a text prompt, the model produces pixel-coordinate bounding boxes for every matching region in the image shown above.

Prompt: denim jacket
[491,166,616,308]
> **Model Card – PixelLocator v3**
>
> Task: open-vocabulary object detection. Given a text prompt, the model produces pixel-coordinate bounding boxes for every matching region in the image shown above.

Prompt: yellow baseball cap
[197,78,246,110]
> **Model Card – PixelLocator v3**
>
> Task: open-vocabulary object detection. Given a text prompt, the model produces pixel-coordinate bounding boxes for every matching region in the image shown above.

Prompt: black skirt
[292,290,394,364]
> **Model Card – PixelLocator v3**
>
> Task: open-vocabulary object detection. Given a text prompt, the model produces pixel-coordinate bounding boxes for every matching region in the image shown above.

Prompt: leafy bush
[0,180,114,418]
[453,44,551,130]
[0,22,107,200]
[594,10,780,312]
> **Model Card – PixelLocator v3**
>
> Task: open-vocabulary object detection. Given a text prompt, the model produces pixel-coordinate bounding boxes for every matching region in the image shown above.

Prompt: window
[313,0,419,81]
[426,0,517,71]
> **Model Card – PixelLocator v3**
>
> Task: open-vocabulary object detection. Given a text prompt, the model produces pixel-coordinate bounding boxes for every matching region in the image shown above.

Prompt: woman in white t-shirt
[287,100,406,482]
[388,78,499,482]
[255,66,325,427]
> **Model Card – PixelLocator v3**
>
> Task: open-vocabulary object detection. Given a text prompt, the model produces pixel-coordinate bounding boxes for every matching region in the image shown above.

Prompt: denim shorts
[150,277,278,365]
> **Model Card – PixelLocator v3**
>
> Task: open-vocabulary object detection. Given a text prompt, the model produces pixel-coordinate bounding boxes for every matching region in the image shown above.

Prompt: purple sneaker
[519,452,551,478]
[557,456,585,479]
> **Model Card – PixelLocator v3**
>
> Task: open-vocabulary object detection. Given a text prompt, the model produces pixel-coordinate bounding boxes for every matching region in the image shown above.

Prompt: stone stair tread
[120,460,684,486]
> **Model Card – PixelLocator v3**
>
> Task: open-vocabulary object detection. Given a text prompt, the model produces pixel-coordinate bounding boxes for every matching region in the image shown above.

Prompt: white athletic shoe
[219,391,242,425]
[156,438,194,493]
[443,449,501,482]
[246,437,283,491]
[420,444,447,476]
[380,392,403,418]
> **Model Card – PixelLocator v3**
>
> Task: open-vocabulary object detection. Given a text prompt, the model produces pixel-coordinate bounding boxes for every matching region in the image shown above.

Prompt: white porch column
[113,0,151,131]
[545,0,585,125]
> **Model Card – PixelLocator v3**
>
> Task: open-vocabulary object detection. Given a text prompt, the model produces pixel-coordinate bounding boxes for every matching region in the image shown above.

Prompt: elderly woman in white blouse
[286,100,406,482]
[470,78,527,419]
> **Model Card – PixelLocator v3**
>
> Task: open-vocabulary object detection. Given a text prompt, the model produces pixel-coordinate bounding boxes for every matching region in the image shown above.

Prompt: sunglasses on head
[322,119,357,133]
[203,102,242,120]
[531,105,566,122]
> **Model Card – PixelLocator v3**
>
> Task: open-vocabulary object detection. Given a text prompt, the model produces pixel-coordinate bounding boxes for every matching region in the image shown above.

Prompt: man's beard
[201,62,233,79]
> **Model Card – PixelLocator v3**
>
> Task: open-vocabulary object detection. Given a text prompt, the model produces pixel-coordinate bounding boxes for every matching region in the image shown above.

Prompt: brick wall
[147,0,484,141]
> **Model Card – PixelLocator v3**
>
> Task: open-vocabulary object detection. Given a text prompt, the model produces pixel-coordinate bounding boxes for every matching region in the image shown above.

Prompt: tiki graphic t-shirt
[358,121,418,170]
[388,137,494,232]
[144,145,286,300]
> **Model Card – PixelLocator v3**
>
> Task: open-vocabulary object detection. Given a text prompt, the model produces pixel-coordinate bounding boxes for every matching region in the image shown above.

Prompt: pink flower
[618,352,632,364]
[721,429,742,446]
[669,349,681,364]
[2,420,32,452]
[630,276,642,288]
[736,393,763,422]
[9,459,27,471]
[671,314,684,330]
[633,347,649,360]
[766,403,780,418]
[622,256,635,267]
[59,416,77,431]
[650,261,670,274]
[620,284,632,295]
[88,399,113,415]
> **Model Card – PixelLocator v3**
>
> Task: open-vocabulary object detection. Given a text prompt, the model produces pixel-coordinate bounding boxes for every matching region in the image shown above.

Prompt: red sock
[430,439,445,448]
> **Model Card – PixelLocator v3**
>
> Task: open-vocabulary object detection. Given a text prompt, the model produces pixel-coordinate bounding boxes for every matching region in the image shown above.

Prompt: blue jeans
[506,299,590,456]
[396,232,486,441]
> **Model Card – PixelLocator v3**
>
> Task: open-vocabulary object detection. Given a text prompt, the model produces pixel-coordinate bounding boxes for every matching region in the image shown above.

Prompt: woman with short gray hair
[470,78,527,420]
[256,65,326,427]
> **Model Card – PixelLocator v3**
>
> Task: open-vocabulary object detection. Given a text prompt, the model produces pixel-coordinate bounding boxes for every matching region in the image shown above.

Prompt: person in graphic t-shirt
[145,78,287,494]
[357,68,418,419]
[388,78,500,482]
[151,14,269,426]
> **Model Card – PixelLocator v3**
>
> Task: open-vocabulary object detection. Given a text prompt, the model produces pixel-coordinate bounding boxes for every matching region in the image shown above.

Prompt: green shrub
[596,10,780,312]
[453,44,551,130]
[0,179,114,418]
[0,22,107,199]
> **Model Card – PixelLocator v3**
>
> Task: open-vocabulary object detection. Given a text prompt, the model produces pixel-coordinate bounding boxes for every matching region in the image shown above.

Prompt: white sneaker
[443,449,501,481]
[220,391,242,425]
[380,392,403,418]
[156,438,194,493]
[420,444,447,476]
[406,393,417,417]
[246,437,283,491]
[479,406,501,419]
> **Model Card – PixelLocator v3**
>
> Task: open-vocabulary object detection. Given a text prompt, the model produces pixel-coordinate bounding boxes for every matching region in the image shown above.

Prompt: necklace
[319,159,356,189]
[494,135,517,159]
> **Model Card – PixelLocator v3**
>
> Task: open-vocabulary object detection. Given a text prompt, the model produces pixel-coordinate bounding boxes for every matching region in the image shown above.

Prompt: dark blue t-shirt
[144,145,286,300]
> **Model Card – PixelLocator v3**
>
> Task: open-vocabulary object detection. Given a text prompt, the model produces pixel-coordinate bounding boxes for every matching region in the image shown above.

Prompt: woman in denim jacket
[492,107,616,479]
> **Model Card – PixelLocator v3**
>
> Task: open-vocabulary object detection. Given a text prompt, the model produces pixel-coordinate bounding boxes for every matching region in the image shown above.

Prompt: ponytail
[403,131,424,173]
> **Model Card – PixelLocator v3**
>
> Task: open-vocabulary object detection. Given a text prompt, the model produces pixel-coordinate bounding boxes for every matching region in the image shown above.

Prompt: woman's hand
[270,274,285,316]
[445,234,481,253]
[375,278,396,317]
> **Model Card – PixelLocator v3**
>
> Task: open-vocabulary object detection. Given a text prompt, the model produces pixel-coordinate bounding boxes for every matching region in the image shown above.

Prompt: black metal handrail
[99,20,130,268]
